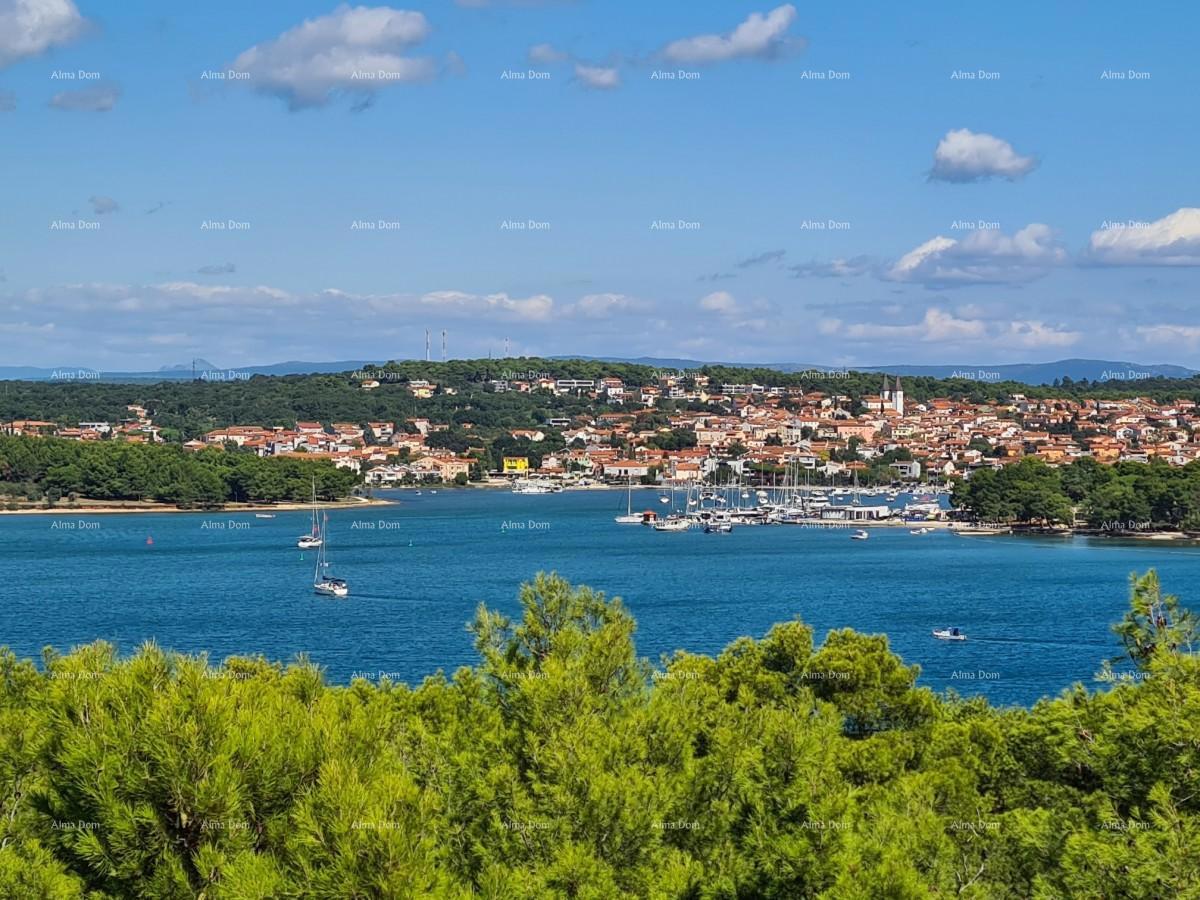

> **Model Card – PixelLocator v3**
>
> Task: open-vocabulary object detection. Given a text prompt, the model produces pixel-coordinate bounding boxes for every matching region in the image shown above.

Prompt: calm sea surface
[2,488,1196,706]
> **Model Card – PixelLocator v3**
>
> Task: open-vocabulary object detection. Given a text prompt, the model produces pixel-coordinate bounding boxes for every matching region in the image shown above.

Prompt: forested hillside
[0,571,1196,898]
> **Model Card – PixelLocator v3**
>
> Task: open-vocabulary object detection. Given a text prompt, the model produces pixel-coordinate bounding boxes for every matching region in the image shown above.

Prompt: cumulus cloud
[663,4,802,64]
[528,42,567,64]
[88,195,118,215]
[735,249,785,269]
[0,0,87,68]
[49,82,119,111]
[789,255,875,278]
[699,290,739,314]
[1084,208,1200,266]
[572,292,636,318]
[929,128,1038,183]
[1136,324,1200,347]
[829,308,987,343]
[574,63,619,89]
[886,224,1065,286]
[417,289,554,321]
[999,320,1081,348]
[230,5,438,109]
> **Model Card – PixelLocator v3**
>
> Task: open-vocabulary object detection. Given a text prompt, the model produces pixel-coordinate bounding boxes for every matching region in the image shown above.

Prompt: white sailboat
[615,473,643,524]
[313,511,348,598]
[297,480,323,549]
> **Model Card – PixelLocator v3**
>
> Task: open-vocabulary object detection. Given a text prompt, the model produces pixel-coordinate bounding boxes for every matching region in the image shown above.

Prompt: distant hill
[0,356,1195,386]
[551,356,1198,386]
[0,360,393,383]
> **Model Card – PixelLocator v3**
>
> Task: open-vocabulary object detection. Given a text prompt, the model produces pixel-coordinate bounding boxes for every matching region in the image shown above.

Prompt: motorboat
[932,627,965,641]
[255,513,276,519]
[512,479,554,494]
[909,527,931,535]
[851,529,869,540]
[654,517,691,532]
[704,522,733,533]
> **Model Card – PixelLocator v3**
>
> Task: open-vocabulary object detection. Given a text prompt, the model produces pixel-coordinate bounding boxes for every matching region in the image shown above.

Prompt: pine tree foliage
[0,571,1197,897]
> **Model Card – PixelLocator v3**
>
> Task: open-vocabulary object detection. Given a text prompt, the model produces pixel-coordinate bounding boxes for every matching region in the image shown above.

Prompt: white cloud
[230,5,437,109]
[699,290,739,314]
[88,195,118,215]
[838,308,986,343]
[418,290,554,321]
[1136,324,1200,347]
[929,128,1038,183]
[1084,208,1200,266]
[886,224,1065,285]
[789,255,875,278]
[49,82,119,111]
[0,0,86,68]
[1000,320,1081,348]
[528,42,567,64]
[573,292,635,317]
[574,63,619,89]
[663,4,801,64]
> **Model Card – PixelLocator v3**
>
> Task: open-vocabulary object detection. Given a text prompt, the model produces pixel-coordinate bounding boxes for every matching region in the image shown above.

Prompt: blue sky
[2,0,1199,369]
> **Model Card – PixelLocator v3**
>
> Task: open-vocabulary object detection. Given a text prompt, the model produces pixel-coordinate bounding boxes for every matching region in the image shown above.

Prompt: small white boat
[615,475,642,523]
[654,517,691,532]
[312,509,348,598]
[932,627,965,641]
[851,529,869,540]
[704,522,733,533]
[658,495,670,504]
[909,527,930,535]
[255,513,276,519]
[298,489,323,548]
[512,479,554,494]
[314,576,348,598]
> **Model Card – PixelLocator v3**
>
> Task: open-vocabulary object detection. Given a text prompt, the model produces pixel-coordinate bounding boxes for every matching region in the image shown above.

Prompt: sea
[2,488,1194,707]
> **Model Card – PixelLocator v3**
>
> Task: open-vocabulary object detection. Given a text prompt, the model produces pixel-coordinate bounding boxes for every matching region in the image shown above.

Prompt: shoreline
[0,496,394,516]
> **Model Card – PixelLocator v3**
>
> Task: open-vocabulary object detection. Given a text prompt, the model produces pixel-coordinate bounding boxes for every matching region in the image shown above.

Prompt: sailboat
[313,511,348,598]
[615,473,642,524]
[297,480,323,549]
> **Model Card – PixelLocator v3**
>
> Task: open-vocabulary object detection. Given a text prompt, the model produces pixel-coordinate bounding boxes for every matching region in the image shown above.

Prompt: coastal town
[5,370,1199,489]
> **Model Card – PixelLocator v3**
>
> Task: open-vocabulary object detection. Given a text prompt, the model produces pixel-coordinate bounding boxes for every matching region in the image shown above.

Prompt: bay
[2,487,1194,706]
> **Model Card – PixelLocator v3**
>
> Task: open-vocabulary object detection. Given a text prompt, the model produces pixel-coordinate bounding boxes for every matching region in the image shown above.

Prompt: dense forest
[0,570,1196,897]
[0,436,359,508]
[2,357,1198,443]
[952,456,1200,530]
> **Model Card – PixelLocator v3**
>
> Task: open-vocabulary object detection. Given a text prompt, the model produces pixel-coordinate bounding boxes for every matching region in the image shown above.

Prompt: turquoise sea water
[2,488,1195,706]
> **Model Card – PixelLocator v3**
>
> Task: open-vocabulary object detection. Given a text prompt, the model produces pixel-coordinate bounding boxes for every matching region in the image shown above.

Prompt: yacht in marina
[512,478,556,494]
[654,516,691,532]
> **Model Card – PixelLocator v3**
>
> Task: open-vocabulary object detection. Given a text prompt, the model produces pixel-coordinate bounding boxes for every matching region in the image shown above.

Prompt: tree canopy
[1,570,1198,897]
